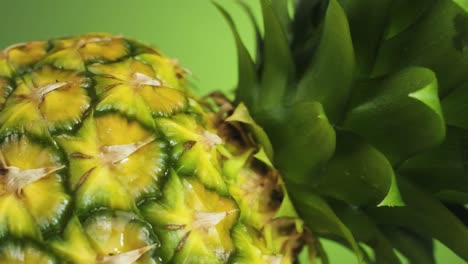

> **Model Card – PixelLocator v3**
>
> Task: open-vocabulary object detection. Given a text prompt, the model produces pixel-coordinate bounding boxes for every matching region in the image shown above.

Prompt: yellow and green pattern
[0,34,308,263]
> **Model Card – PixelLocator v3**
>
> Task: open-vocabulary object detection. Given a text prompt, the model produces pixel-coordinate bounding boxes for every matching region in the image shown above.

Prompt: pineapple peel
[0,33,309,264]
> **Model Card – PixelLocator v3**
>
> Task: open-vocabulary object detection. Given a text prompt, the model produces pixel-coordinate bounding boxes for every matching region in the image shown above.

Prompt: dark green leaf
[442,82,468,131]
[291,0,328,76]
[296,0,355,122]
[313,131,400,206]
[214,3,259,108]
[332,204,401,264]
[373,0,468,95]
[257,101,335,185]
[453,0,468,12]
[367,178,468,262]
[236,1,264,68]
[399,126,468,204]
[291,189,363,263]
[382,228,436,264]
[383,0,436,40]
[436,191,468,204]
[271,0,291,37]
[344,67,445,165]
[258,0,295,110]
[338,0,393,75]
[446,204,468,226]
[226,103,274,158]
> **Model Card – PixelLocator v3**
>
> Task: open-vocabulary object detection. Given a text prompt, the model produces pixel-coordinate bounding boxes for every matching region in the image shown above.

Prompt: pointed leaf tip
[344,67,445,165]
[296,0,355,122]
[258,0,295,110]
[213,2,259,109]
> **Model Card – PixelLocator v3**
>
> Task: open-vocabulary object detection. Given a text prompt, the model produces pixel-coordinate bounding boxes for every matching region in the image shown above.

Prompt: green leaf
[382,228,436,264]
[332,204,401,264]
[226,103,274,159]
[378,172,405,207]
[367,177,468,262]
[436,191,468,204]
[257,101,335,185]
[291,190,363,263]
[271,0,291,36]
[214,3,259,108]
[399,126,468,204]
[236,1,264,70]
[442,82,468,131]
[290,0,328,76]
[445,204,468,226]
[253,147,273,168]
[344,67,445,165]
[453,0,468,12]
[296,0,355,123]
[274,184,299,219]
[338,0,393,75]
[373,0,468,94]
[383,0,436,40]
[313,131,400,206]
[258,0,295,110]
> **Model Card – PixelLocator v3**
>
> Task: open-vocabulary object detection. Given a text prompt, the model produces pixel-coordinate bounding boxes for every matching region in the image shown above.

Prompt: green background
[0,0,464,263]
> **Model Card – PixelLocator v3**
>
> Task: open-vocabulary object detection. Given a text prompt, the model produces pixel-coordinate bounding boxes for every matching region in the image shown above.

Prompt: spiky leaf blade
[400,126,468,203]
[296,0,355,122]
[332,204,401,264]
[214,3,259,108]
[373,0,468,94]
[344,67,445,165]
[368,178,468,262]
[338,0,393,75]
[258,101,335,185]
[383,228,436,264]
[314,131,402,206]
[291,190,363,263]
[258,0,295,110]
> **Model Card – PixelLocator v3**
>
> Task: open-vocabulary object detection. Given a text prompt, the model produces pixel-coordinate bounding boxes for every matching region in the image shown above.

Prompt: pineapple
[2,0,468,263]
[0,34,309,263]
[218,0,468,263]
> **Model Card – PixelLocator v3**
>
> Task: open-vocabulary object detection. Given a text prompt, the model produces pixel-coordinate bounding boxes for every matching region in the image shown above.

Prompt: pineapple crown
[216,0,468,263]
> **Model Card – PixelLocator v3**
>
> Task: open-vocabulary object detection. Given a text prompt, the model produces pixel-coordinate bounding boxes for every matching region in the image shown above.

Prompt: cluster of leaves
[216,0,468,263]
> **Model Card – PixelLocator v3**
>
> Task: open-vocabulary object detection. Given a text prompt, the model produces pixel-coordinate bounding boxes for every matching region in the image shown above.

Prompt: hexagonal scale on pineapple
[57,113,168,216]
[83,210,159,264]
[3,41,48,73]
[141,170,238,263]
[43,34,130,70]
[136,53,187,90]
[0,66,91,137]
[49,211,159,264]
[0,240,58,264]
[49,216,97,264]
[0,194,40,240]
[76,35,130,64]
[156,114,227,194]
[89,57,188,127]
[0,135,70,239]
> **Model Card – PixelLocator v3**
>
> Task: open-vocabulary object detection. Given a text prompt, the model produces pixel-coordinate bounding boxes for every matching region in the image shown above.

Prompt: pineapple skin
[0,34,308,263]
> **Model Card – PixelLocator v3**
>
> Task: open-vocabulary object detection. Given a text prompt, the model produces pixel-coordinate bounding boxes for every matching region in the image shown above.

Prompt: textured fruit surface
[0,34,308,263]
